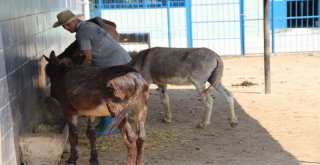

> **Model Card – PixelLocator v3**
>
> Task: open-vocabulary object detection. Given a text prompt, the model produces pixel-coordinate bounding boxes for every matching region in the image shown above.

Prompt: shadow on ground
[143,87,299,165]
[60,87,299,165]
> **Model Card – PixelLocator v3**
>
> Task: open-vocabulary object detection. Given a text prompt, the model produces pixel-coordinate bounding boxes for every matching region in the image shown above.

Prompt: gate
[90,0,320,55]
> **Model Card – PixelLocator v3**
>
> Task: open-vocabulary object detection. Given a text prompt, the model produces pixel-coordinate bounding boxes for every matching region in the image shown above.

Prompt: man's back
[76,20,131,67]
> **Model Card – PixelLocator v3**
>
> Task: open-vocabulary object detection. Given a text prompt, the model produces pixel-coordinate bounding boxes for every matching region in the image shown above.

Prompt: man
[53,10,131,137]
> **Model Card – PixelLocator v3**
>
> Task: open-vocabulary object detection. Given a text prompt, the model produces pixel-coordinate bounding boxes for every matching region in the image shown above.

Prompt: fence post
[82,0,90,20]
[186,0,193,48]
[166,0,172,47]
[239,0,245,55]
[264,0,271,94]
[318,0,320,27]
[97,0,102,17]
[271,0,275,53]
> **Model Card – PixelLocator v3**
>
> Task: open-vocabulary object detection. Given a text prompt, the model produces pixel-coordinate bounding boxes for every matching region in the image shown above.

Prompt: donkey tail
[207,55,224,90]
[106,102,137,135]
[105,75,147,135]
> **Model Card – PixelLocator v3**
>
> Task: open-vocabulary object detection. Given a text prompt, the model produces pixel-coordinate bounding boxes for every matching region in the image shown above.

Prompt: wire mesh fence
[90,0,320,55]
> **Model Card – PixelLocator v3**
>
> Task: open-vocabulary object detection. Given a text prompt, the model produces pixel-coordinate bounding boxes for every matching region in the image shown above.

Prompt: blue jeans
[95,116,120,137]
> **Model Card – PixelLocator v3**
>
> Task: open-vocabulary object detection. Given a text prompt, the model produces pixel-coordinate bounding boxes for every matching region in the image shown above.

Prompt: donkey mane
[60,57,74,67]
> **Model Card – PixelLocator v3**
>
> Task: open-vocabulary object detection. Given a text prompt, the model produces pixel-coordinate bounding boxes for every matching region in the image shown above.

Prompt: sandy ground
[59,53,320,165]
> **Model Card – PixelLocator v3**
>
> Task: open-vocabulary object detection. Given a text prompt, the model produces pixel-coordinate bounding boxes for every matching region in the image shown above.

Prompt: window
[287,0,319,27]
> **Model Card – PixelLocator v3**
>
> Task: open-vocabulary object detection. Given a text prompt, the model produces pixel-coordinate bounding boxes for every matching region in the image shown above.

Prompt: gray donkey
[129,47,238,128]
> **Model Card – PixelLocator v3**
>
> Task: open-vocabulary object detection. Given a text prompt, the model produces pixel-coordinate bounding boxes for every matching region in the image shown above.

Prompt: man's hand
[80,49,92,67]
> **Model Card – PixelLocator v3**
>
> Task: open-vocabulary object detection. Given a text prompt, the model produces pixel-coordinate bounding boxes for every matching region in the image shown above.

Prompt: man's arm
[80,49,92,67]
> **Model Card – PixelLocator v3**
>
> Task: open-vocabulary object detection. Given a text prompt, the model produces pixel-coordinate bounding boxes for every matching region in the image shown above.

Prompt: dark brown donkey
[44,51,149,165]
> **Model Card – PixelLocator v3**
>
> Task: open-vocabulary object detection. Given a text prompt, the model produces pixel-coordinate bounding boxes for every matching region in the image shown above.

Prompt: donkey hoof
[162,118,171,123]
[66,159,77,165]
[230,122,238,128]
[89,158,99,165]
[229,118,238,128]
[136,160,145,165]
[196,123,207,129]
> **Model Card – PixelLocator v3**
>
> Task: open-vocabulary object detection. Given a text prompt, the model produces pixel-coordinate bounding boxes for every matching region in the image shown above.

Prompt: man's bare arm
[80,49,92,67]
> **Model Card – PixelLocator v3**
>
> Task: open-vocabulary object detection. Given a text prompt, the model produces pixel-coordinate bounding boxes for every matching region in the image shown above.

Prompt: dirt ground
[59,53,320,165]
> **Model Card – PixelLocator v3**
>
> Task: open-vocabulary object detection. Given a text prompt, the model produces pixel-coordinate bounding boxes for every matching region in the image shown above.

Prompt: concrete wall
[0,0,81,164]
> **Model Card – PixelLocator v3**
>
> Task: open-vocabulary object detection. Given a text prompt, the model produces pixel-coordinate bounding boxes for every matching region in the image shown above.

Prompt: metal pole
[98,0,102,17]
[166,0,172,47]
[271,0,275,53]
[186,0,193,48]
[264,0,271,94]
[318,0,320,28]
[83,0,90,20]
[240,0,245,55]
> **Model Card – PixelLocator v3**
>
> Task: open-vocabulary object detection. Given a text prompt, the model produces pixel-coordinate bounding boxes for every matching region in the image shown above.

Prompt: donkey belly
[156,77,193,86]
[77,103,111,117]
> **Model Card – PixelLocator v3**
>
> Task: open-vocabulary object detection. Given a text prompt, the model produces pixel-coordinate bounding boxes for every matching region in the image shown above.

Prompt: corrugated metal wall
[0,0,82,164]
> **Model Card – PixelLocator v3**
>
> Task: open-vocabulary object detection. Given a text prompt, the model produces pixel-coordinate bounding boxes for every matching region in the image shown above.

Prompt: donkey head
[44,51,72,79]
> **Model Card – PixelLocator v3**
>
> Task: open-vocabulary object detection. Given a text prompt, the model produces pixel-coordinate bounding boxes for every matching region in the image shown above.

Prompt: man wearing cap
[53,10,131,137]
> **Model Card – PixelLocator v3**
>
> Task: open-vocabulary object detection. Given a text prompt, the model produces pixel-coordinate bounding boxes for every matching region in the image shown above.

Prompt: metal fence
[90,0,320,55]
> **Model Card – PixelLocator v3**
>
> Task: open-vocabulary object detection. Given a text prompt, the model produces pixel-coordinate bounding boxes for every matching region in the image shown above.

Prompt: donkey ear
[49,51,60,64]
[43,55,50,62]
[49,51,56,59]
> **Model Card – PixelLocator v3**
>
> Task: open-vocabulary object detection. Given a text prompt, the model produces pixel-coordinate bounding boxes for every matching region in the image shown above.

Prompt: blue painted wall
[273,0,288,29]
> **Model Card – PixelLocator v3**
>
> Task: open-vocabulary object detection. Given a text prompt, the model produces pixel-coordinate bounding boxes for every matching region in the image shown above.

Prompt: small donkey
[44,51,149,165]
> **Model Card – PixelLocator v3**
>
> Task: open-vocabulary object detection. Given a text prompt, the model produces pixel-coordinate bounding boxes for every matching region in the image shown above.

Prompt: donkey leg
[65,115,79,165]
[86,116,99,165]
[157,85,172,123]
[216,83,238,128]
[136,122,146,165]
[193,82,214,129]
[135,106,148,165]
[119,118,137,165]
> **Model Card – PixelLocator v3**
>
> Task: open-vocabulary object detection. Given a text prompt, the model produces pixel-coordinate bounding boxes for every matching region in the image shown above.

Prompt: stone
[19,125,68,165]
